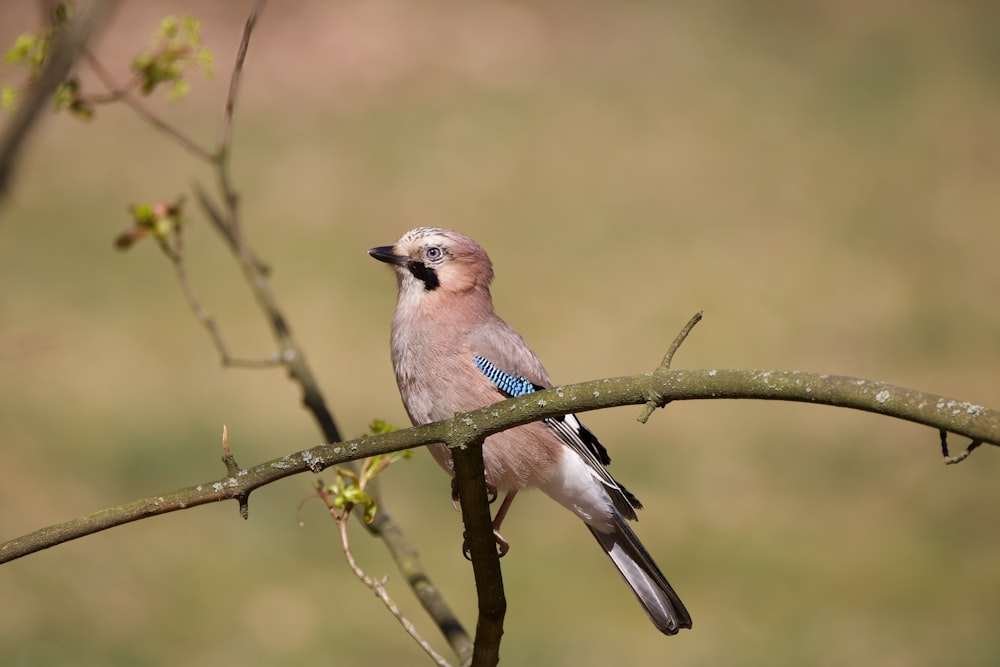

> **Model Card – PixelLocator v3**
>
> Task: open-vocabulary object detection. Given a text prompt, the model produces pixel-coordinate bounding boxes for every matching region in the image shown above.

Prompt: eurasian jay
[369,226,692,635]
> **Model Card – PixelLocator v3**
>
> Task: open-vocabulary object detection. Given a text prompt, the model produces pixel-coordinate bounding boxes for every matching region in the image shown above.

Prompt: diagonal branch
[638,310,702,423]
[0,0,121,207]
[314,480,455,667]
[84,51,214,162]
[4,2,473,660]
[159,223,281,368]
[187,1,343,446]
[157,4,471,657]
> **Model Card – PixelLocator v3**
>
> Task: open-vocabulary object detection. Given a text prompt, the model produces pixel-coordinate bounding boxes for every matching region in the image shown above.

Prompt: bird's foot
[450,476,498,511]
[462,528,510,561]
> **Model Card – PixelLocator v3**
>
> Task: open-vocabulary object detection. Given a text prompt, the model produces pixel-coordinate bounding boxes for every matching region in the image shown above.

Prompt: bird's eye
[425,246,444,261]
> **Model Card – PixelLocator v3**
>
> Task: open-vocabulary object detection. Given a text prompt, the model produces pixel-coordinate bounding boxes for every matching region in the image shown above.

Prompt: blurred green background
[2,1,999,665]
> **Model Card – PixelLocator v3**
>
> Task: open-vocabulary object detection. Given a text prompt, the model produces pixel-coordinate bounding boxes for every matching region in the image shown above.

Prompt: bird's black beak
[368,245,406,266]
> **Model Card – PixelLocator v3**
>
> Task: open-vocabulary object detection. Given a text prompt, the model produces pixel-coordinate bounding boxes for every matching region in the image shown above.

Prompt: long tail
[588,512,692,635]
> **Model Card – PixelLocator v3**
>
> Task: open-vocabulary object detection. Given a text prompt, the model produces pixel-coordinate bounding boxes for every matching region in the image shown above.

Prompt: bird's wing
[539,409,642,520]
[467,319,552,388]
[468,322,642,519]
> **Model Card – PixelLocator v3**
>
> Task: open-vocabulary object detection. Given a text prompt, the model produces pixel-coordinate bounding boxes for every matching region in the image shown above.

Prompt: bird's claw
[462,529,510,560]
[451,476,499,510]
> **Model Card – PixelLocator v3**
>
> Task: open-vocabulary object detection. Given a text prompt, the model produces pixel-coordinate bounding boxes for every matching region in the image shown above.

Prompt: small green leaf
[0,84,17,110]
[151,217,173,240]
[132,14,213,100]
[158,16,179,40]
[197,48,214,78]
[5,34,41,66]
[369,419,400,435]
[2,9,89,118]
[363,502,378,524]
[166,79,190,103]
[181,16,202,42]
[68,98,94,121]
[52,78,79,111]
[50,2,74,26]
[130,203,155,227]
[118,199,184,249]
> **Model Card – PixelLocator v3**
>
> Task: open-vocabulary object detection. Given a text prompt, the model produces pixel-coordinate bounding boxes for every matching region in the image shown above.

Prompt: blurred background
[1,1,999,665]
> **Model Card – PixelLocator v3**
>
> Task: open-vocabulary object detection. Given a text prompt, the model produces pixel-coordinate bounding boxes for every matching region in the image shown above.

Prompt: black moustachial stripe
[408,260,440,291]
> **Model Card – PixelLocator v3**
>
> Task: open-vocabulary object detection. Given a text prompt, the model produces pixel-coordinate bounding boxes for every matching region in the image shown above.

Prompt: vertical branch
[214,0,264,242]
[452,441,506,667]
[218,0,263,164]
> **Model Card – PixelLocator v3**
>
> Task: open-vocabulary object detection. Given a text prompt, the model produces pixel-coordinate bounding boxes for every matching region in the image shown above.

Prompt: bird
[368,226,692,636]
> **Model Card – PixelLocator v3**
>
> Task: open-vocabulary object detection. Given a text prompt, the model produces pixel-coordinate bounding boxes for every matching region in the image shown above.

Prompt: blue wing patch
[474,355,538,398]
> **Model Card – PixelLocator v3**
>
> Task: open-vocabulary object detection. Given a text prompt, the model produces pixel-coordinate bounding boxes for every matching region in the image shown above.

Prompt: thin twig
[219,424,248,517]
[314,482,454,667]
[659,310,703,370]
[184,2,344,443]
[192,182,270,275]
[211,0,266,258]
[81,49,215,163]
[220,425,239,473]
[158,225,281,369]
[365,505,473,662]
[638,311,703,423]
[219,0,264,162]
[183,4,473,657]
[80,50,140,100]
[941,429,982,465]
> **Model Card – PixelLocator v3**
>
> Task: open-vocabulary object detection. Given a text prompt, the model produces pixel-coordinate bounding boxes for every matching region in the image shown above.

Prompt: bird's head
[369,227,494,297]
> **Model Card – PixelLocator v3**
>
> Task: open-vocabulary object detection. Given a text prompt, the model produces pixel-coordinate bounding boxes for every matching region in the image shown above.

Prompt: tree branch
[0,0,121,208]
[159,221,281,368]
[4,366,995,566]
[217,0,263,167]
[80,45,214,162]
[638,310,702,423]
[113,4,471,657]
[452,441,505,667]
